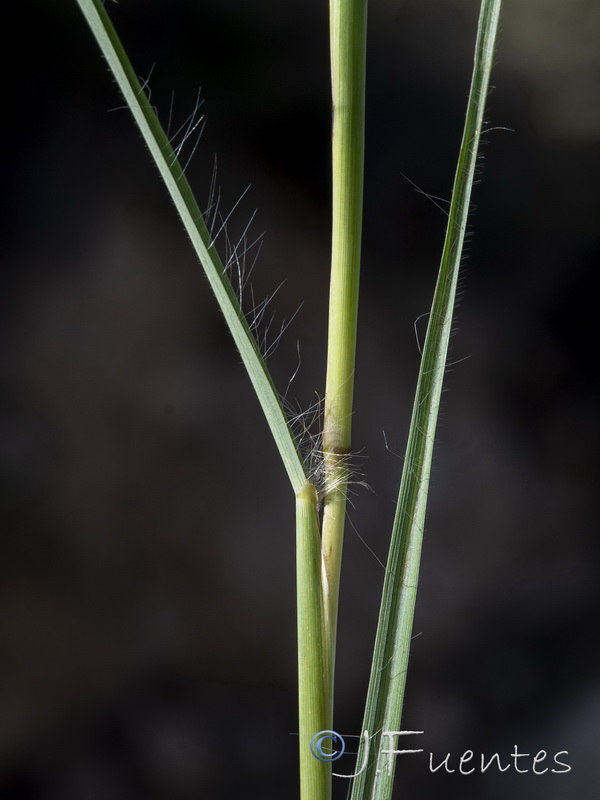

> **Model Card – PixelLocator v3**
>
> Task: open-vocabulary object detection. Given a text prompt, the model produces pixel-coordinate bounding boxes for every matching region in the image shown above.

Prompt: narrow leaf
[351,2,502,798]
[76,0,306,494]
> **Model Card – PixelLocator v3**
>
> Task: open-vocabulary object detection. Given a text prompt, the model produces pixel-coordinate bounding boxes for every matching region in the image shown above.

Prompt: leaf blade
[76,0,306,494]
[351,2,503,798]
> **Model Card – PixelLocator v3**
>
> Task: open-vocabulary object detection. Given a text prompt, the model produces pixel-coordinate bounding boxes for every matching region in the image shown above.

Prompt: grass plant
[76,1,502,798]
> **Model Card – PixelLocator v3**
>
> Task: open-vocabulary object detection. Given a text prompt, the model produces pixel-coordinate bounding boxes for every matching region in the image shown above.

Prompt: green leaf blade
[76,0,306,495]
[351,2,503,798]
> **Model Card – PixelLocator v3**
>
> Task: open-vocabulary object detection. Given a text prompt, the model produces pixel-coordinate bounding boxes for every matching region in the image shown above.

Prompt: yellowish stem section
[322,0,368,710]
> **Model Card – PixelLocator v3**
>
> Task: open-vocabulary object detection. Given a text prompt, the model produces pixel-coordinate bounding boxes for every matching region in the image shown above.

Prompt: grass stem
[296,483,330,800]
[321,0,368,717]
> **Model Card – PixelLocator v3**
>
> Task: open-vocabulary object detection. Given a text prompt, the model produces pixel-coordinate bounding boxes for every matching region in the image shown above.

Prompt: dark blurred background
[1,1,599,798]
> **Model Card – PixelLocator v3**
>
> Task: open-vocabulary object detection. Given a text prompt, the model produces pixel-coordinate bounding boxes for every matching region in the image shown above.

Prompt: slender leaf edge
[351,2,503,798]
[75,0,307,495]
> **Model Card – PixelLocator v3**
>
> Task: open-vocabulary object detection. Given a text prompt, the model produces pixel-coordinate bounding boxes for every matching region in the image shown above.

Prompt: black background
[1,1,599,798]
